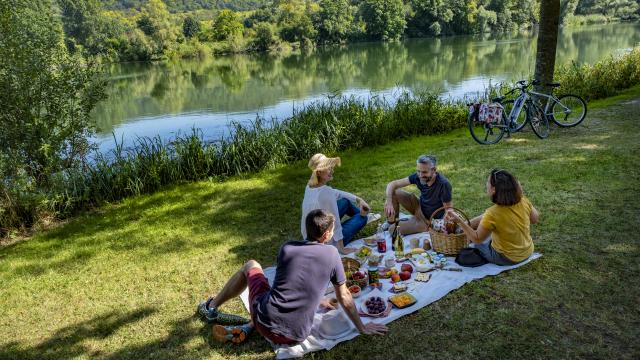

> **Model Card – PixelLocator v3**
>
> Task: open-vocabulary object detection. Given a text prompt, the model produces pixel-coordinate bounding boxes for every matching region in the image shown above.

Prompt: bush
[0,0,105,235]
[556,48,640,101]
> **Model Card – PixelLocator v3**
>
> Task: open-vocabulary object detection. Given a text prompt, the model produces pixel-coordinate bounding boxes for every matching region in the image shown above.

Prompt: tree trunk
[534,0,560,95]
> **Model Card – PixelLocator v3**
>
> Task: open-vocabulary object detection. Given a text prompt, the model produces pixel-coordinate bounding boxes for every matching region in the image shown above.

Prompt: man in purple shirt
[198,209,388,344]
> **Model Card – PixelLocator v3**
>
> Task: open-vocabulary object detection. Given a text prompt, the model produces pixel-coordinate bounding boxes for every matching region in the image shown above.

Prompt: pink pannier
[469,103,503,124]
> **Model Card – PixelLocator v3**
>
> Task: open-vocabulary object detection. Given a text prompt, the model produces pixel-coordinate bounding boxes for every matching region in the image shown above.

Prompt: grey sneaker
[366,213,381,225]
[197,298,250,325]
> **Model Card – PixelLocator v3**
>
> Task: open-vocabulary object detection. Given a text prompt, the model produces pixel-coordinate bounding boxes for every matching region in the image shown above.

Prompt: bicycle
[468,80,587,145]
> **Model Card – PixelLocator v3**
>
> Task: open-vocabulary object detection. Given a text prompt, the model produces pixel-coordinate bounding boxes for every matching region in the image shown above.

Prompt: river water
[91,23,640,153]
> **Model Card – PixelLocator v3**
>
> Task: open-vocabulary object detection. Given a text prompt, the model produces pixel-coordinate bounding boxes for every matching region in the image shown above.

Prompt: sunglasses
[492,169,505,184]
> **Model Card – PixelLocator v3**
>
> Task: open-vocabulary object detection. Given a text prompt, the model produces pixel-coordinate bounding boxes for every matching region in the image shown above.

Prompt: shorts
[473,239,522,266]
[247,267,298,345]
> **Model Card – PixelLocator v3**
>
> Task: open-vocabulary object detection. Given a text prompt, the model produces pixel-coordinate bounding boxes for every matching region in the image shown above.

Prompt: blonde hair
[307,153,341,186]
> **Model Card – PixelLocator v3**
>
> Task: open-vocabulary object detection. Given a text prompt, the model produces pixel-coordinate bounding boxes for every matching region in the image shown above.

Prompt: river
[91,23,640,154]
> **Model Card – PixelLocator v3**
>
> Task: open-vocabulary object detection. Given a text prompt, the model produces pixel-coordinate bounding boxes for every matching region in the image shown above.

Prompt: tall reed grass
[555,47,640,101]
[2,48,639,235]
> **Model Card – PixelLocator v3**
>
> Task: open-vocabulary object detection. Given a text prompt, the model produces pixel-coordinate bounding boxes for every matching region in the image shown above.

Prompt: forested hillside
[102,0,269,12]
[57,0,639,62]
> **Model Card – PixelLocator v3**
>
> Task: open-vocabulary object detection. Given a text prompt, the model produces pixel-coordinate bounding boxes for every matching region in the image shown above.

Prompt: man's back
[253,241,346,341]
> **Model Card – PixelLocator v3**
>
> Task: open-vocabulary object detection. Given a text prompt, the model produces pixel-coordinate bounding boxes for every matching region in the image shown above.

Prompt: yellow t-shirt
[480,197,534,262]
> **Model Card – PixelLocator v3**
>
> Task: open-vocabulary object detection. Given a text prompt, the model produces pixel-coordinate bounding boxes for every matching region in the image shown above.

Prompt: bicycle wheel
[551,94,587,127]
[502,99,528,132]
[468,111,506,145]
[528,104,550,139]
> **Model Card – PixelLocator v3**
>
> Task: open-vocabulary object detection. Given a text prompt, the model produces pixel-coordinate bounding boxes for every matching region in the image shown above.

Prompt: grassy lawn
[2,86,640,359]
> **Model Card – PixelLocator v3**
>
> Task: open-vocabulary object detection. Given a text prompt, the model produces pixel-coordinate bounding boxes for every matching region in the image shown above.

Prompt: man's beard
[419,176,432,185]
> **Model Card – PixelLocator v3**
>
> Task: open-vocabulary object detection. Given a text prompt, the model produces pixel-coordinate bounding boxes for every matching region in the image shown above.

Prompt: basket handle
[429,206,471,227]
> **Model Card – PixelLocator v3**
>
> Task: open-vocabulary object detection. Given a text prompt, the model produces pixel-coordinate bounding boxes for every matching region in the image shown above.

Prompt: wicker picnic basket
[428,206,470,255]
[341,257,368,288]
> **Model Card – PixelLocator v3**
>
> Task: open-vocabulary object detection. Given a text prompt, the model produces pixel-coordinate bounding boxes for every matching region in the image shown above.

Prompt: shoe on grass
[367,213,381,225]
[212,324,252,344]
[197,298,250,325]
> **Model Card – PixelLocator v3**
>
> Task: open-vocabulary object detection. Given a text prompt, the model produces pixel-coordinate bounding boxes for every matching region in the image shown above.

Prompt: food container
[368,266,379,284]
[385,257,395,268]
[389,293,417,309]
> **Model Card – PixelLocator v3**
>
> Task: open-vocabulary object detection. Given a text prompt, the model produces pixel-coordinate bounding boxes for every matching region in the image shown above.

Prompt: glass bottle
[394,221,404,257]
[390,218,399,252]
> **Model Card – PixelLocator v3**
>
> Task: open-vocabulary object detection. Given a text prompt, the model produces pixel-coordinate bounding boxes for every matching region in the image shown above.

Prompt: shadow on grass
[0,308,155,359]
[0,166,311,279]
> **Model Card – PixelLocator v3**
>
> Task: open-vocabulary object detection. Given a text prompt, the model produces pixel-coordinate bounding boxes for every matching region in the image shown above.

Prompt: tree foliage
[211,9,243,41]
[315,0,354,43]
[43,0,640,63]
[359,0,406,41]
[183,16,201,38]
[0,0,106,229]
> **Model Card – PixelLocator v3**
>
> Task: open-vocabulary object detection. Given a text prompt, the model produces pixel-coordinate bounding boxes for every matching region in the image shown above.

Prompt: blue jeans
[337,198,367,245]
[474,238,521,266]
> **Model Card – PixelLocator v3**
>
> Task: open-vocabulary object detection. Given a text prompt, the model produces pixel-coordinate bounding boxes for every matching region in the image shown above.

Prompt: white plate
[360,300,390,317]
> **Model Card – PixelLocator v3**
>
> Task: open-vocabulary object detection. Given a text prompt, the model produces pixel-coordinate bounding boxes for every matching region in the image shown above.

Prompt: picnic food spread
[331,233,463,322]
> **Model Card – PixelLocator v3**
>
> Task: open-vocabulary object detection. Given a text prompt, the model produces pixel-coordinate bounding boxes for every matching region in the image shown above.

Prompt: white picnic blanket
[240,232,541,359]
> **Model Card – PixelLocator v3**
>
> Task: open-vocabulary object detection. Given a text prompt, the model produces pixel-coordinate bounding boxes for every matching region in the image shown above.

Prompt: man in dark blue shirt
[197,209,388,344]
[384,155,453,235]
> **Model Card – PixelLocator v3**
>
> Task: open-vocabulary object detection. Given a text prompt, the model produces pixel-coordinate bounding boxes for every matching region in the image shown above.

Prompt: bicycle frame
[527,90,562,117]
[507,92,529,123]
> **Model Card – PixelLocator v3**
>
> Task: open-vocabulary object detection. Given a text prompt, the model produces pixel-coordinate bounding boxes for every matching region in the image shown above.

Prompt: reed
[2,48,639,234]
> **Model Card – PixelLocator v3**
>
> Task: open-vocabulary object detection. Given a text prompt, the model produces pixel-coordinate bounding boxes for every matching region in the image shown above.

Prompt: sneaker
[366,213,381,225]
[197,298,250,325]
[212,324,252,344]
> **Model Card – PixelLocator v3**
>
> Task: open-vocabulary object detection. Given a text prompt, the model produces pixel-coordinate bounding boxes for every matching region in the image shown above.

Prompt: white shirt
[300,185,357,243]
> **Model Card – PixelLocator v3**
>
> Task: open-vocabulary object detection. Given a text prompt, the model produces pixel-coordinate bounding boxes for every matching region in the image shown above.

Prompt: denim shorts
[473,239,521,266]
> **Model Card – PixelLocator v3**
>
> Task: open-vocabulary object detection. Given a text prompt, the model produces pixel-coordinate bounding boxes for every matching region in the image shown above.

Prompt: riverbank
[2,85,639,358]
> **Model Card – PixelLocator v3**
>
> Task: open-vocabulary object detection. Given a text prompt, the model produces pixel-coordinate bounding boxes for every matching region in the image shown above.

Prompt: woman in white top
[301,154,378,254]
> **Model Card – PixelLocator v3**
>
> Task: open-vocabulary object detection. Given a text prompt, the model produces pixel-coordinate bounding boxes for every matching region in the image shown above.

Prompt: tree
[316,0,354,43]
[408,0,453,36]
[0,0,106,227]
[560,0,579,24]
[475,5,497,33]
[136,0,177,57]
[359,0,406,41]
[183,15,201,38]
[211,9,243,41]
[534,0,561,94]
[252,22,278,50]
[277,0,318,44]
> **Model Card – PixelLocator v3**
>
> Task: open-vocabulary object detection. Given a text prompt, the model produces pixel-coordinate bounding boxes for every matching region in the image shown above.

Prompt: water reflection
[91,23,640,153]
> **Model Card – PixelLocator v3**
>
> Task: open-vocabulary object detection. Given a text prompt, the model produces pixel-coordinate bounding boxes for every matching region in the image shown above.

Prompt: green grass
[2,89,640,359]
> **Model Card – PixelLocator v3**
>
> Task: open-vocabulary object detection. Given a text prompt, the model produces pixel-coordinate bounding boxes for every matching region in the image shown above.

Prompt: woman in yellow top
[449,169,539,265]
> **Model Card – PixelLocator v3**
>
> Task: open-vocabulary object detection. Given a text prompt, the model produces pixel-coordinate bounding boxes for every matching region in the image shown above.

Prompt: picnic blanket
[240,232,541,359]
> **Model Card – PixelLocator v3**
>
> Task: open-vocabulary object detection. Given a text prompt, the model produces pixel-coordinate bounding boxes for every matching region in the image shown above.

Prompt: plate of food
[355,246,372,259]
[389,292,417,309]
[363,235,379,247]
[361,295,390,317]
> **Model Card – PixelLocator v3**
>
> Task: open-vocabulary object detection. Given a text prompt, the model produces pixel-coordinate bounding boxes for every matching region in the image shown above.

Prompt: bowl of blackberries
[363,296,388,316]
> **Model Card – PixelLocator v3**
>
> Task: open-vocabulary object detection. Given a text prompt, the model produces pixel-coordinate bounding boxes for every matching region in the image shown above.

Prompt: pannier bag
[469,103,503,124]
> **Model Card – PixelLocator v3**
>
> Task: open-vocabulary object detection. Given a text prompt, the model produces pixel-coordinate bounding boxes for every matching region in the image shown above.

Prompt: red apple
[399,271,411,281]
[401,264,413,273]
